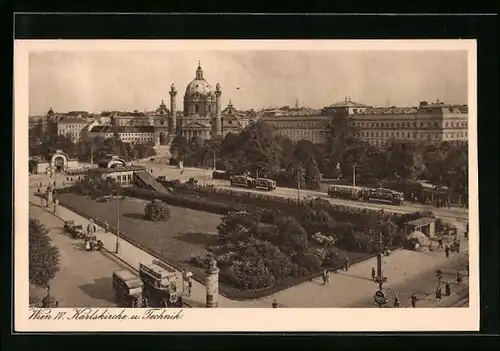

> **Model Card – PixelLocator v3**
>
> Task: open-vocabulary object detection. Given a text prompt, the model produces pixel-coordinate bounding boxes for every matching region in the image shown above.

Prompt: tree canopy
[29,219,60,289]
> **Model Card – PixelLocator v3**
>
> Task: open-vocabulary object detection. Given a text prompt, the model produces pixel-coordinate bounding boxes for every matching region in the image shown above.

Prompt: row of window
[352,121,468,129]
[360,131,468,140]
[107,173,133,183]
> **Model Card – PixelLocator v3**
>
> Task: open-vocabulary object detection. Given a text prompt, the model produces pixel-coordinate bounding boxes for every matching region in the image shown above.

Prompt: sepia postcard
[14,39,478,332]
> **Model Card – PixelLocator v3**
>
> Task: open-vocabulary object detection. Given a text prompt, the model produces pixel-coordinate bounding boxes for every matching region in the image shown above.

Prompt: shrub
[221,260,276,290]
[292,252,322,274]
[144,199,170,221]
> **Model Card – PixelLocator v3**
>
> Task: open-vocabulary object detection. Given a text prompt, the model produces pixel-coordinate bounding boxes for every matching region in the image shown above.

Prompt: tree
[144,200,170,221]
[170,135,191,161]
[29,219,60,289]
[275,216,308,255]
[304,156,321,190]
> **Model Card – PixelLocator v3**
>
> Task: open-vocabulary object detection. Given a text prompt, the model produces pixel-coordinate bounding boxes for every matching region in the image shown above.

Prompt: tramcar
[230,175,256,189]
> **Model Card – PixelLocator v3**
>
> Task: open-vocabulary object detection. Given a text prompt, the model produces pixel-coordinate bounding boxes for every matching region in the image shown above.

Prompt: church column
[214,83,222,137]
[169,84,178,138]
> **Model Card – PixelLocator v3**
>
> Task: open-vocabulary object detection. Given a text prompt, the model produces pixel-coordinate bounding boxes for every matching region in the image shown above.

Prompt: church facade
[154,63,223,145]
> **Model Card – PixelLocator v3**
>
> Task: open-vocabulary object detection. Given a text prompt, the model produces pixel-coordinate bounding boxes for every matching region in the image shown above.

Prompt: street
[28,170,470,308]
[136,160,469,221]
[29,205,130,307]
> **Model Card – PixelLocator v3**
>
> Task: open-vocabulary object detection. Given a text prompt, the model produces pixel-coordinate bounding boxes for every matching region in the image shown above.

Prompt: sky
[29,50,468,115]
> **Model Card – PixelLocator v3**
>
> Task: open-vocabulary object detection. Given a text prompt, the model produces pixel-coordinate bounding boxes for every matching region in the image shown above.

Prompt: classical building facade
[262,98,469,146]
[87,125,155,144]
[152,63,221,144]
[350,101,469,146]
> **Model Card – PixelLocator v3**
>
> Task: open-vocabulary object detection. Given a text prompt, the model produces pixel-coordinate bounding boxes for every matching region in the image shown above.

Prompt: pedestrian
[436,286,442,300]
[104,220,109,233]
[393,294,400,308]
[344,257,349,272]
[37,187,40,195]
[445,282,451,296]
[371,267,376,281]
[456,240,461,253]
[445,245,450,258]
[325,269,330,285]
[87,219,96,236]
[55,300,59,307]
[411,293,418,308]
[438,238,443,249]
[322,269,328,285]
[53,198,59,214]
[272,299,278,308]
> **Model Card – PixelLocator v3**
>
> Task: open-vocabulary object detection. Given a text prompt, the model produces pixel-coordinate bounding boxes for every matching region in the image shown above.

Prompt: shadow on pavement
[123,213,146,220]
[334,272,375,283]
[174,232,219,246]
[71,241,87,251]
[79,277,115,304]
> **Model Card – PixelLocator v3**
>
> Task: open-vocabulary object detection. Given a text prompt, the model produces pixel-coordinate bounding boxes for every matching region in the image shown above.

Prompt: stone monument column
[205,259,220,308]
[214,83,222,138]
[169,84,178,138]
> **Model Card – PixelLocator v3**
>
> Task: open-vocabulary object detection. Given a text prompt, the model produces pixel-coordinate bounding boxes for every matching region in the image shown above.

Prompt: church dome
[184,63,214,99]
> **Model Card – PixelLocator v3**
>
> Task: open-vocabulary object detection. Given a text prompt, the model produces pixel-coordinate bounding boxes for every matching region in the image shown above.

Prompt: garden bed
[57,192,378,300]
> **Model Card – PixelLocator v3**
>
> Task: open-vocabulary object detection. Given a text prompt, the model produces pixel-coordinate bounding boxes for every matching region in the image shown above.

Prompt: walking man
[53,198,59,214]
[104,220,109,233]
[87,219,97,237]
[393,294,400,308]
[322,269,328,285]
[343,257,349,272]
[438,238,443,249]
[411,293,418,308]
[445,245,450,258]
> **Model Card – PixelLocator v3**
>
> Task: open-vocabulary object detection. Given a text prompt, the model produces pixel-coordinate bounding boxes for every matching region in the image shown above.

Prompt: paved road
[29,172,470,308]
[136,161,469,221]
[29,205,131,308]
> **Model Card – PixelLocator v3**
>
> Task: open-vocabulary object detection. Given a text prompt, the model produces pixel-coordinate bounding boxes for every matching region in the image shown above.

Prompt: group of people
[321,257,350,286]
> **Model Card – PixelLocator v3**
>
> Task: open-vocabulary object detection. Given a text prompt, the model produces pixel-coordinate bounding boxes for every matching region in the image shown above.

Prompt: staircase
[134,170,170,193]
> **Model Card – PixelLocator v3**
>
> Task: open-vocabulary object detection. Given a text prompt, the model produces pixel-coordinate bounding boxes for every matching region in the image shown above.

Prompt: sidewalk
[28,190,469,308]
[29,193,268,308]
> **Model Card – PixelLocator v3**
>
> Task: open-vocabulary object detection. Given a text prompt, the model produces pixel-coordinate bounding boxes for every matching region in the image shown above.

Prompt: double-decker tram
[230,175,256,189]
[254,178,277,191]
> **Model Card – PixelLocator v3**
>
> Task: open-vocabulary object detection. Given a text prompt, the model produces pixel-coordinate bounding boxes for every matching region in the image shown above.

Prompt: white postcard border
[14,39,479,332]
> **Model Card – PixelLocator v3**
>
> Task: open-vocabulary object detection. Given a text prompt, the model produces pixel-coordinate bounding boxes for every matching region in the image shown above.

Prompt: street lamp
[114,191,121,254]
[373,227,388,308]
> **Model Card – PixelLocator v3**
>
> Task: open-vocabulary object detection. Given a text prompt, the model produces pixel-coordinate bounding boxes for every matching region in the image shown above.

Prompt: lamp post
[115,191,121,254]
[373,227,387,308]
[296,163,302,204]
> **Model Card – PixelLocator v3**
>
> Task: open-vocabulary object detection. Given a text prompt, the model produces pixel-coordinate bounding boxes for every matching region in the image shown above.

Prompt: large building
[153,63,248,145]
[87,125,155,144]
[56,116,95,143]
[262,98,468,146]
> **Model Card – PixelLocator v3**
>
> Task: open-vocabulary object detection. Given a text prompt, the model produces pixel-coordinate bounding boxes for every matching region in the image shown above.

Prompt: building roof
[88,166,146,174]
[89,125,155,133]
[325,97,371,108]
[406,217,436,227]
[57,116,89,124]
[184,64,215,98]
[356,107,419,115]
[261,114,331,121]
